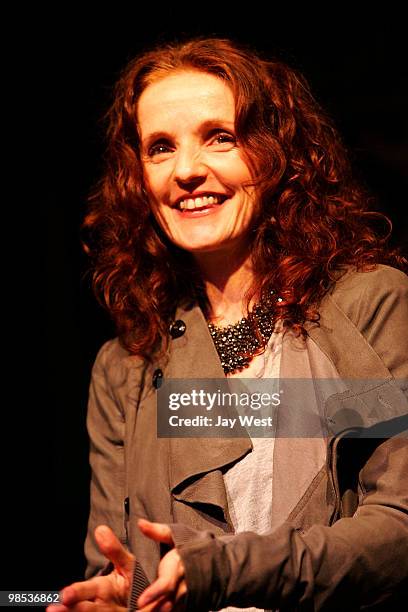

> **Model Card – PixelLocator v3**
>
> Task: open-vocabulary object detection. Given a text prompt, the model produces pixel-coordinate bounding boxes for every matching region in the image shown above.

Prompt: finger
[137,576,172,608]
[158,601,173,612]
[81,604,127,612]
[49,602,127,612]
[138,549,185,608]
[140,586,185,612]
[94,525,135,574]
[173,579,187,612]
[138,594,173,612]
[59,574,120,606]
[59,581,99,605]
[137,519,174,546]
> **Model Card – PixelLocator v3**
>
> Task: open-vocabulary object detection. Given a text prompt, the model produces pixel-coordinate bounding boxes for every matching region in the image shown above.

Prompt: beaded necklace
[207,291,283,375]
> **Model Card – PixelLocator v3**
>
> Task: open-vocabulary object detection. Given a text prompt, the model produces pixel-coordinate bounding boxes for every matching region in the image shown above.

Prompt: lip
[172,192,230,209]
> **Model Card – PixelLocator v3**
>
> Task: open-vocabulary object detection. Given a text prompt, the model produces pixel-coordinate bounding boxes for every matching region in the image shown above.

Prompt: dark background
[6,8,407,600]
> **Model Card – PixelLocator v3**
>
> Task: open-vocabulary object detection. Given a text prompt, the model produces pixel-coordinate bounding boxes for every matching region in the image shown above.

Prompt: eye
[215,133,235,143]
[147,141,173,157]
[210,131,237,147]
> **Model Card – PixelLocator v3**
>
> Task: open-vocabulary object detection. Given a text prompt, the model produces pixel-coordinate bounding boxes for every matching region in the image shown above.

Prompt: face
[137,70,258,256]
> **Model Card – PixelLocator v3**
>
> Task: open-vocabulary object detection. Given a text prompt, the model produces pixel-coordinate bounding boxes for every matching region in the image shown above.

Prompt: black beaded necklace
[208,291,283,375]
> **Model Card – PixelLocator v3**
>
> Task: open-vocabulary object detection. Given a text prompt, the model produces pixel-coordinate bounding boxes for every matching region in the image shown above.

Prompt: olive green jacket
[84,265,408,610]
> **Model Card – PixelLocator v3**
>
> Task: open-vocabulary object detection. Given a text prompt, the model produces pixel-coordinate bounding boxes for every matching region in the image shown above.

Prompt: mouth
[175,193,230,212]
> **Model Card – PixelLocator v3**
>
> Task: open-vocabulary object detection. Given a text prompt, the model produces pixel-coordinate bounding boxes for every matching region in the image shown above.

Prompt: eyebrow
[141,118,236,147]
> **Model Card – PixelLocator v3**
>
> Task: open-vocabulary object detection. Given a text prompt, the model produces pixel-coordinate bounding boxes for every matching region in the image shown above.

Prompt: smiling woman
[50,37,408,612]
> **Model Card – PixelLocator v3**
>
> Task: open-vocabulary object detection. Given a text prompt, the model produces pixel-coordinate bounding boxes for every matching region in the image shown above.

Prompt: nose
[173,144,208,186]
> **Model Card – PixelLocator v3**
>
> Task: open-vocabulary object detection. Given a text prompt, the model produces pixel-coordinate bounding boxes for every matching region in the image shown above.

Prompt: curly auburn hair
[83,37,406,360]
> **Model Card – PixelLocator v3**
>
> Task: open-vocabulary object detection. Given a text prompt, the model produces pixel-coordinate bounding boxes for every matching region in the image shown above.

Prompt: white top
[216,331,282,612]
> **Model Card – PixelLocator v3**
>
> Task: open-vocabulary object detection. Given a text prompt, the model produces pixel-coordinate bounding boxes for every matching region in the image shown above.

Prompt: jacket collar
[162,301,252,523]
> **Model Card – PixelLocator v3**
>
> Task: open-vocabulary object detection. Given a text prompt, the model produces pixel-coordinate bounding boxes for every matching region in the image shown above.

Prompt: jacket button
[169,319,186,338]
[152,368,163,389]
[124,497,130,515]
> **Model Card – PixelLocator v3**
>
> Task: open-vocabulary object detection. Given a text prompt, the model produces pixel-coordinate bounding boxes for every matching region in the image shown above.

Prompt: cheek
[143,165,169,201]
[221,166,253,191]
[142,173,169,225]
[149,199,171,228]
[149,205,174,241]
[215,151,252,181]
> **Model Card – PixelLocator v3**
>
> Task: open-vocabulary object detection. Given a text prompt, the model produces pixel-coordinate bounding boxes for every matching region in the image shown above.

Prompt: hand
[137,519,187,612]
[46,525,134,612]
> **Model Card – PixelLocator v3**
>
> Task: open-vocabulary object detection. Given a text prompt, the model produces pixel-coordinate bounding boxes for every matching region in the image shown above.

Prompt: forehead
[137,71,235,135]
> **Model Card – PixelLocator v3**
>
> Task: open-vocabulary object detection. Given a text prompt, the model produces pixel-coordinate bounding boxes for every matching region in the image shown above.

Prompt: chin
[176,237,237,255]
[177,242,222,254]
[171,231,223,253]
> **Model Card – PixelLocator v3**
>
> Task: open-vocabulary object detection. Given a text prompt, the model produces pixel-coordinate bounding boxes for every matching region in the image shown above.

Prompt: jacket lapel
[163,302,252,523]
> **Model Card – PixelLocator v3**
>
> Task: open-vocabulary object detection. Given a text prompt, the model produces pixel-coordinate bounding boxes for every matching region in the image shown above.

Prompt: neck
[194,244,256,326]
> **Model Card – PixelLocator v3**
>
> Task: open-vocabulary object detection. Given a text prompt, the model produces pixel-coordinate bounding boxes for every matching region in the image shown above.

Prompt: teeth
[179,195,224,210]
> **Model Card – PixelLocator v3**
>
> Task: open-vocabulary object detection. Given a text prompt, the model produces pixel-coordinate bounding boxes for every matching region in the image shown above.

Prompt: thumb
[94,525,135,575]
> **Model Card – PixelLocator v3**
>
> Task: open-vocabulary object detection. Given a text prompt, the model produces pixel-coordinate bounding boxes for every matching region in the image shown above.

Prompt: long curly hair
[83,37,406,360]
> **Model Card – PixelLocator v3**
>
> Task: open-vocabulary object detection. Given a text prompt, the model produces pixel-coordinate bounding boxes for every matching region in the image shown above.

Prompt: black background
[5,7,407,600]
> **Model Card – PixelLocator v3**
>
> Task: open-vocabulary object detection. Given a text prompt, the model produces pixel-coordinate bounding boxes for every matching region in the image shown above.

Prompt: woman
[50,38,408,611]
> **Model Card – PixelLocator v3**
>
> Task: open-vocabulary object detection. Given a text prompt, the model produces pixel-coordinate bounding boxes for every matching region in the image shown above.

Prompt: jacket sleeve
[169,267,408,610]
[172,435,408,611]
[84,340,128,579]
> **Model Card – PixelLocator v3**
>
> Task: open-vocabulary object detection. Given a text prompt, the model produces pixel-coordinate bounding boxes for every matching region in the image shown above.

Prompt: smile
[178,194,229,211]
